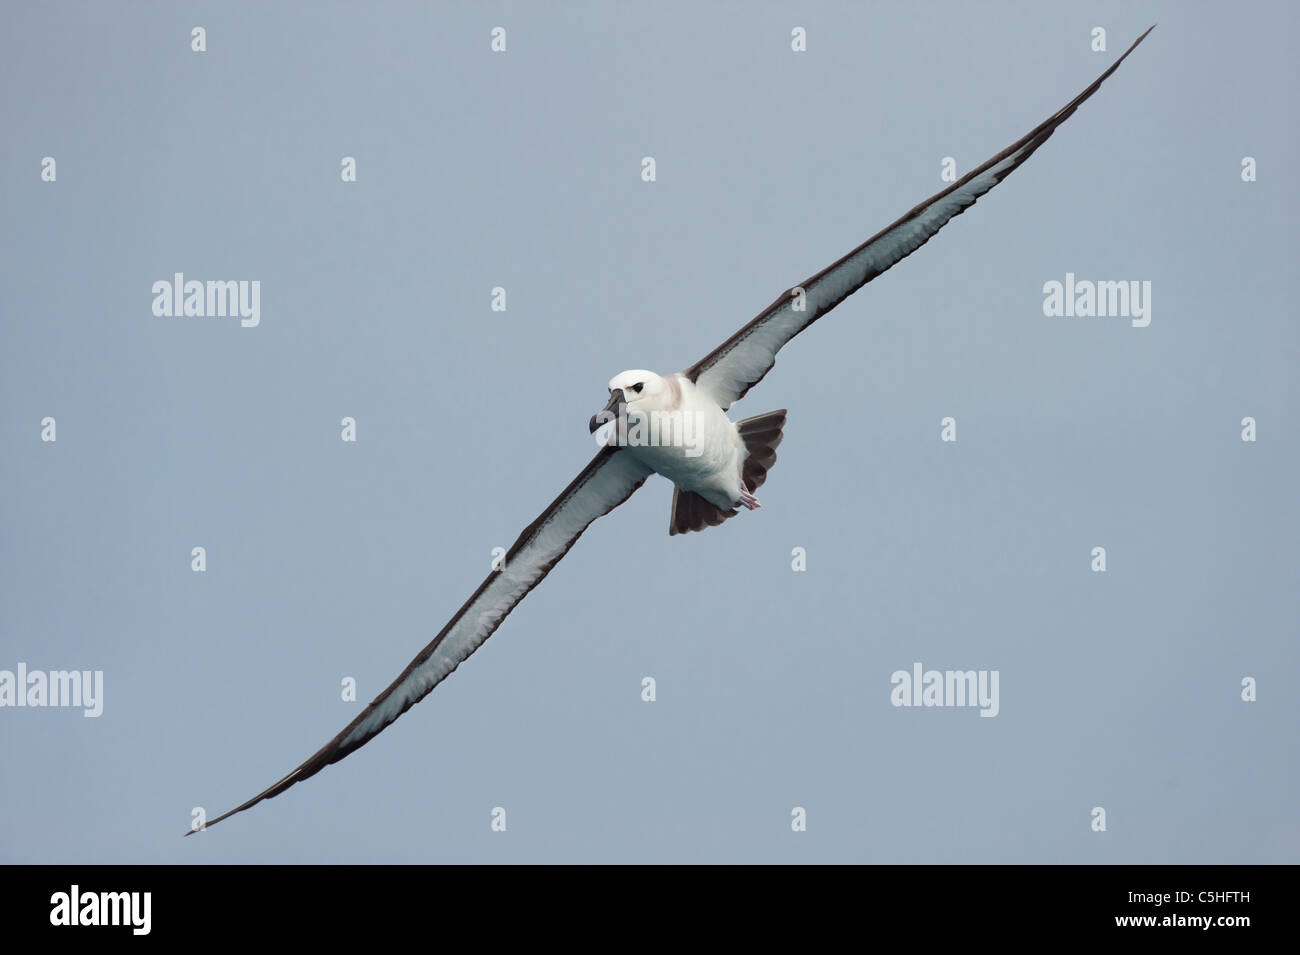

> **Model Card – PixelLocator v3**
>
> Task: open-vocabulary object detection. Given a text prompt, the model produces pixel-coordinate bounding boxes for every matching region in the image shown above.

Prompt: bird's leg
[737,483,761,511]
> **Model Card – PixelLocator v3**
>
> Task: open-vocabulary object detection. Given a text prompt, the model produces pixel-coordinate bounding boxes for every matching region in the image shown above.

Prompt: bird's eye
[632,383,644,393]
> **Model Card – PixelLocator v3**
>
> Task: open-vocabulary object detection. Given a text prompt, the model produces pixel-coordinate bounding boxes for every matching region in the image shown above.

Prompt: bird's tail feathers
[667,409,787,536]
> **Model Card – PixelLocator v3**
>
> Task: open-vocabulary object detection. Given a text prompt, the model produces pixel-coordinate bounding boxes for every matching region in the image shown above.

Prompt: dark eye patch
[632,383,644,393]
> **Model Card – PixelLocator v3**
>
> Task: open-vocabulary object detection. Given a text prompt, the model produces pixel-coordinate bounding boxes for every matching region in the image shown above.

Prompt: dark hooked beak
[589,389,626,433]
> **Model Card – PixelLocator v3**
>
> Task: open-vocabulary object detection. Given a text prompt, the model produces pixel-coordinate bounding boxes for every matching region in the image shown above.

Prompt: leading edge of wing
[684,25,1156,407]
[186,445,652,835]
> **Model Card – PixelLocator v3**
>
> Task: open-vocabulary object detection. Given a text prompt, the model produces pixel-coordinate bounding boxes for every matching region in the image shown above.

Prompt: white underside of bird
[592,370,761,512]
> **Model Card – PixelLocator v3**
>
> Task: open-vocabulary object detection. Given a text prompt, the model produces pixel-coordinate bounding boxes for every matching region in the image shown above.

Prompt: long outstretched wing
[189,445,653,833]
[685,26,1154,409]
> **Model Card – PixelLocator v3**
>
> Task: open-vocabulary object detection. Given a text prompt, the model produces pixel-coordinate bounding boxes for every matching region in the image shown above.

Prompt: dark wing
[189,445,653,834]
[684,26,1154,409]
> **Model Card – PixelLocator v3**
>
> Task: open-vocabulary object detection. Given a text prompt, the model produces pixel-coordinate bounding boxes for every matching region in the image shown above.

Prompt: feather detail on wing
[188,445,652,833]
[685,26,1154,409]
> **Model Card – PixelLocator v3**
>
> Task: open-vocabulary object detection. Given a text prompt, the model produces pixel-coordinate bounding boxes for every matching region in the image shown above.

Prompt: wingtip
[1131,24,1157,50]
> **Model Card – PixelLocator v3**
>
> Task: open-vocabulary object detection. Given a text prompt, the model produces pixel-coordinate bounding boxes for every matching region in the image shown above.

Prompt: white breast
[623,375,743,506]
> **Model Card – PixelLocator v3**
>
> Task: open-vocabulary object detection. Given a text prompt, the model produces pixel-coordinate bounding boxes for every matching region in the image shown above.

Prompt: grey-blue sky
[1,1,1296,863]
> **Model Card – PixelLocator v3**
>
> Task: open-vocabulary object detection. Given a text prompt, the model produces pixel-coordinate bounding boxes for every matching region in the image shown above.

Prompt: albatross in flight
[190,27,1153,833]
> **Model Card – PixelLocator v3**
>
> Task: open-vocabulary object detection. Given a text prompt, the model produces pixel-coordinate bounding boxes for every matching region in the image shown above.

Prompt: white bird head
[589,369,671,435]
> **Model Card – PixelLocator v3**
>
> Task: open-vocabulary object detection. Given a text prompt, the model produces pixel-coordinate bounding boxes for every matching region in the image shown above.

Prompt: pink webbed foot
[738,486,761,511]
